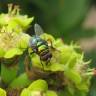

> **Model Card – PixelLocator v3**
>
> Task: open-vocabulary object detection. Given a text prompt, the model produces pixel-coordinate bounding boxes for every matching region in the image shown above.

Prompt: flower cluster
[0,4,33,58]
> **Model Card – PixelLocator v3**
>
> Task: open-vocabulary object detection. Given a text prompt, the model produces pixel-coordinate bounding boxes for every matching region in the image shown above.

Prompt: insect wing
[34,24,44,36]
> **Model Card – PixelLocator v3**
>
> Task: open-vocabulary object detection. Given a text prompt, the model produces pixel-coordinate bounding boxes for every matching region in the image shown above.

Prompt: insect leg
[46,59,51,66]
[40,58,44,70]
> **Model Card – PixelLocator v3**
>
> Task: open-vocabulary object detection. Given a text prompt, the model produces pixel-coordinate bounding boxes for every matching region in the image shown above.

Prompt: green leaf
[28,79,48,92]
[0,88,6,96]
[4,48,23,58]
[1,64,17,84]
[9,73,31,88]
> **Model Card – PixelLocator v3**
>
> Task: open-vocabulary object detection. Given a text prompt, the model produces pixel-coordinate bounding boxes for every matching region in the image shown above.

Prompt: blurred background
[0,0,96,96]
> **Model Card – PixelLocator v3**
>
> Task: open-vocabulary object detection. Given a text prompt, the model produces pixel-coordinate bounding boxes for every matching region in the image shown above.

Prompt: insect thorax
[29,36,48,53]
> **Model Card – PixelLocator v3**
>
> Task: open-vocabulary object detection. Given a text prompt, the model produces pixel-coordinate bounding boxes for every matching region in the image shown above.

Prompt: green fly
[29,24,52,67]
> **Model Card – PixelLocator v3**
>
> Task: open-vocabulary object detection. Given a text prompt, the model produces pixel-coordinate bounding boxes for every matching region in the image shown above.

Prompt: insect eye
[29,43,36,48]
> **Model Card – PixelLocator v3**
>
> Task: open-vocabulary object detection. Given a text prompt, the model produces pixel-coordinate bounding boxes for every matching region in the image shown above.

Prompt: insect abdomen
[39,49,52,61]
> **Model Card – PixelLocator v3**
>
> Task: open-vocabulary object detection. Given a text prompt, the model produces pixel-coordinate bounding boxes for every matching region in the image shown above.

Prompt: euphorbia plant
[0,4,33,85]
[0,4,95,96]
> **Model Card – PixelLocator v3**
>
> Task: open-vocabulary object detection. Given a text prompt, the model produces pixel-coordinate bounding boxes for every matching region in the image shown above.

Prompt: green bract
[20,79,57,96]
[28,79,48,92]
[0,4,34,32]
[0,88,6,96]
[20,88,31,96]
[4,48,23,58]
